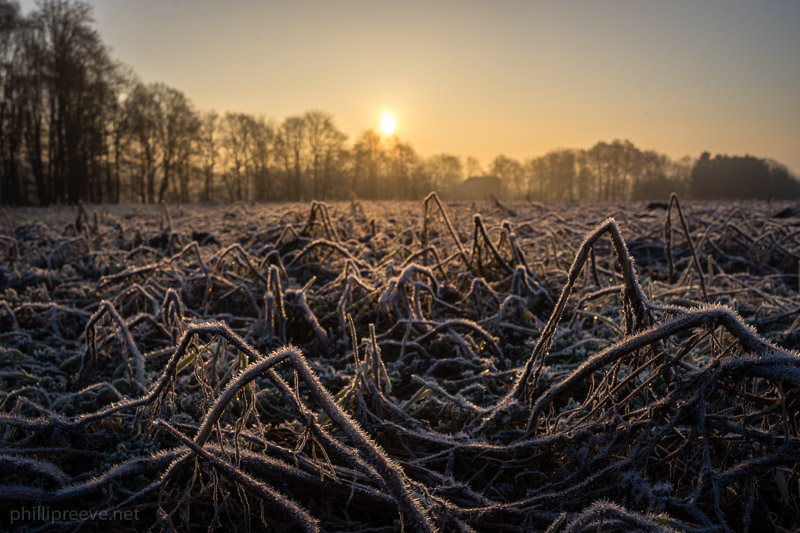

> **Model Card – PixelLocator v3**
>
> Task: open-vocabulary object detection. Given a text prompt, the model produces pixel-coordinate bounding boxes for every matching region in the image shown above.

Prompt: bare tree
[104,87,129,204]
[197,110,218,203]
[0,0,27,204]
[124,83,159,202]
[490,154,525,197]
[304,110,346,200]
[425,154,462,194]
[385,139,420,199]
[464,156,482,178]
[220,112,252,201]
[13,0,121,204]
[249,115,276,202]
[151,83,199,203]
[352,129,384,198]
[526,150,576,200]
[276,115,307,201]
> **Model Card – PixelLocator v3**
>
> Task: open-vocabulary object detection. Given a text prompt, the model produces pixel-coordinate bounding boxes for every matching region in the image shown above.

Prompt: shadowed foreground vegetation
[0,195,799,531]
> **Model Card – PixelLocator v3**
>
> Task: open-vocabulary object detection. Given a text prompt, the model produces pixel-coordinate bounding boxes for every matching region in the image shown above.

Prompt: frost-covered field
[0,197,798,532]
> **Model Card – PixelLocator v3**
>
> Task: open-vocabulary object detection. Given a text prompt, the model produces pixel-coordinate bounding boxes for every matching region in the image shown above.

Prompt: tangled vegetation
[0,195,798,532]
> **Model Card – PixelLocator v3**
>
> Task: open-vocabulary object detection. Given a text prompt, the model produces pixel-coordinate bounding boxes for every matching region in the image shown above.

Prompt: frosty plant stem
[475,218,653,431]
[666,192,709,302]
[422,192,472,273]
[187,327,436,532]
[159,420,320,533]
[82,300,146,392]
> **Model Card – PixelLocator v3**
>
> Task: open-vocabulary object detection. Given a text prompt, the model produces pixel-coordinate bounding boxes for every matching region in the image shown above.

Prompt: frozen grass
[0,197,798,531]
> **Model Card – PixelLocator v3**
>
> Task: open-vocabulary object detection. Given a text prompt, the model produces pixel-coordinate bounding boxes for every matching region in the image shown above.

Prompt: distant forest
[2,0,799,206]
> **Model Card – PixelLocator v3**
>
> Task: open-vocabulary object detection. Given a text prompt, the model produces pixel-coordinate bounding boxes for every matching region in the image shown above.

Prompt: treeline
[494,141,800,201]
[491,140,689,201]
[0,0,461,205]
[2,0,798,205]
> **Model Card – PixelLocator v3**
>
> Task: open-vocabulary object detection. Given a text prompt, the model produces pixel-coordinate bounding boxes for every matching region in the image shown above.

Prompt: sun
[380,112,397,135]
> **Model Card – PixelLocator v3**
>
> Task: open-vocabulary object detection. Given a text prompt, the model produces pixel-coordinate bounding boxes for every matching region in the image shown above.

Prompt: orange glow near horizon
[19,0,799,174]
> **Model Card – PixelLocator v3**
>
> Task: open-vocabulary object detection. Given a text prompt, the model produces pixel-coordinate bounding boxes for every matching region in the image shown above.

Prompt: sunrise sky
[18,0,800,173]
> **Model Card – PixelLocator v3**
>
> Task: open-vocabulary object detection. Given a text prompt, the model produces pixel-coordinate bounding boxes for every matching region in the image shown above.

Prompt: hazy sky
[19,0,800,172]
